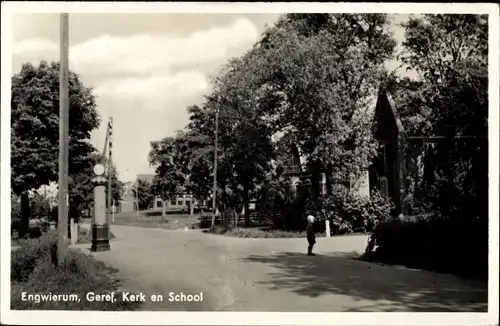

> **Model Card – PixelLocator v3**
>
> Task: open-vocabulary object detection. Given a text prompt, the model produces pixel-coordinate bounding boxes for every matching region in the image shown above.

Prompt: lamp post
[91,163,110,251]
[211,107,219,228]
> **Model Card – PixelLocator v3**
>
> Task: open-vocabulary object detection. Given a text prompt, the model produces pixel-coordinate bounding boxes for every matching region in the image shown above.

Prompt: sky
[11,13,411,183]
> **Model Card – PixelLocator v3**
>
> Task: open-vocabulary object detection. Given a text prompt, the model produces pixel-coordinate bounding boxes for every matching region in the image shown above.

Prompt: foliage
[394,14,488,222]
[29,191,52,220]
[11,232,140,310]
[12,231,59,282]
[148,136,186,217]
[71,151,123,213]
[146,14,397,229]
[363,14,488,281]
[132,179,155,210]
[11,61,100,236]
[254,14,396,191]
[11,195,21,229]
[11,60,100,195]
[364,215,488,280]
[310,189,394,234]
[205,225,327,239]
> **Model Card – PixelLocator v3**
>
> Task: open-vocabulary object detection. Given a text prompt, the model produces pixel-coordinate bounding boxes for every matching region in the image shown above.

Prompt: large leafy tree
[11,61,100,236]
[209,55,277,225]
[170,14,397,227]
[396,14,488,220]
[173,119,213,216]
[132,178,155,211]
[148,136,186,218]
[252,14,397,197]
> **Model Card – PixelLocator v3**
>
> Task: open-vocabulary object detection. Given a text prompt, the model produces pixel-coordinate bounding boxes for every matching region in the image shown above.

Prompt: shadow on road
[238,251,487,312]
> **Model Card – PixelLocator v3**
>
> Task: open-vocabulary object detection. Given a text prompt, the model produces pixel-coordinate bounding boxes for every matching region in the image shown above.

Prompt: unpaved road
[76,224,487,312]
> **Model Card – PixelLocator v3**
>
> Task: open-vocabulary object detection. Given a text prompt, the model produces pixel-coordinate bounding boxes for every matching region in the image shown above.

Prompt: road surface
[77,224,487,312]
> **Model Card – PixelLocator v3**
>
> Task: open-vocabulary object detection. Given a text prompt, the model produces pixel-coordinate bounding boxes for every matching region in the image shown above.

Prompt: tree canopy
[11,61,102,234]
[132,178,155,211]
[148,14,398,226]
[11,61,100,195]
[392,14,488,220]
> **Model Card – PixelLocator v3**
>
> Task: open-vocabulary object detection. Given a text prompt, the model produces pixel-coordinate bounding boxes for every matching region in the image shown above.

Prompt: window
[156,200,163,208]
[320,173,327,195]
[170,199,176,206]
[177,200,183,206]
[379,176,389,198]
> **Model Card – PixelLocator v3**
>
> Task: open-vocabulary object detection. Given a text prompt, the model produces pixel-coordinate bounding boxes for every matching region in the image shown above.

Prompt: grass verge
[77,227,116,244]
[204,225,328,238]
[11,231,142,310]
[112,213,198,230]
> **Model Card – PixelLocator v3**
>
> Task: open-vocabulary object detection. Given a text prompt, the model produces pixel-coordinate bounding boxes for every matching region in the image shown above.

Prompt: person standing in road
[306,214,316,256]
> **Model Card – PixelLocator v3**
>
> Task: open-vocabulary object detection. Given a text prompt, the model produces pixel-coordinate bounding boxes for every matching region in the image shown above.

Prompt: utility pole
[135,180,140,221]
[106,118,113,230]
[211,107,219,227]
[57,13,69,265]
[112,198,115,224]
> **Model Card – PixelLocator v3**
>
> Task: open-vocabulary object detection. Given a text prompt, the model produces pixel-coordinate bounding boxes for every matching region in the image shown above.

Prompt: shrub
[11,231,141,310]
[311,190,393,234]
[11,231,58,282]
[11,195,21,235]
[364,215,488,280]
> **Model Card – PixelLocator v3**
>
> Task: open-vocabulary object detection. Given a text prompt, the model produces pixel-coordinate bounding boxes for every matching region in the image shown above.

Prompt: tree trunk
[243,185,250,227]
[19,192,30,238]
[189,199,195,218]
[161,199,166,219]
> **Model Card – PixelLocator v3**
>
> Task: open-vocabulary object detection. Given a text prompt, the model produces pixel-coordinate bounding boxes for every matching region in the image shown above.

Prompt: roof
[385,92,406,135]
[374,89,406,136]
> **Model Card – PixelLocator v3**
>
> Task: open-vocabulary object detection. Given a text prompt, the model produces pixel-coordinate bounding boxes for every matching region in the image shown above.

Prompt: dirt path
[79,224,488,312]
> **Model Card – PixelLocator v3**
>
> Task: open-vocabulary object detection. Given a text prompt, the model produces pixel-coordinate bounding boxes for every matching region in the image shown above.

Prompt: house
[276,135,370,199]
[369,89,431,216]
[369,90,407,214]
[136,174,209,211]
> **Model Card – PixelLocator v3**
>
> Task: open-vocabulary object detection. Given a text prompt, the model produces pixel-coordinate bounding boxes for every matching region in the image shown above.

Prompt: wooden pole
[57,13,69,265]
[107,118,113,230]
[211,108,219,227]
[136,180,140,221]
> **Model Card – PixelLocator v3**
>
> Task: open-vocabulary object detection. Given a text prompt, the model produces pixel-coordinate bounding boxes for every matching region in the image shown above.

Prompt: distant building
[136,174,209,211]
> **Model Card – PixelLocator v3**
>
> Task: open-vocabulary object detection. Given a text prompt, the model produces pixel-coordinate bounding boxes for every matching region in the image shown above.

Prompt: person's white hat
[307,215,315,223]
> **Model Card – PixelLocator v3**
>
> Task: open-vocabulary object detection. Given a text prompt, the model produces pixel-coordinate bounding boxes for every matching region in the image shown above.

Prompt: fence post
[70,218,76,245]
[74,221,78,243]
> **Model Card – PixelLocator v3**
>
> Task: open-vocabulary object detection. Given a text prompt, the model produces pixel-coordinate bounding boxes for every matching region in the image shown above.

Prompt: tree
[148,136,186,219]
[29,191,51,220]
[132,179,155,211]
[68,150,123,219]
[250,14,397,198]
[11,61,100,237]
[174,14,397,227]
[174,122,213,217]
[208,55,277,226]
[397,14,488,220]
